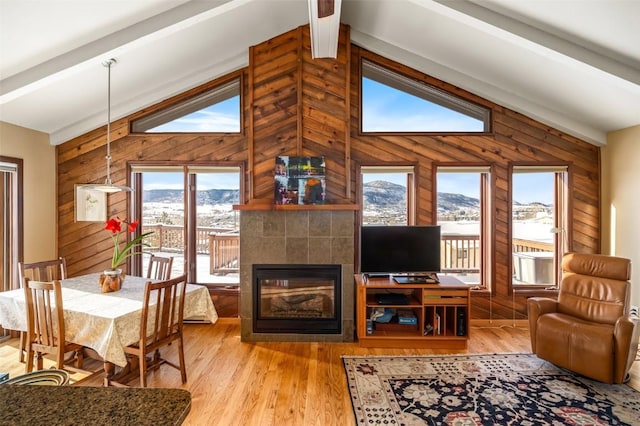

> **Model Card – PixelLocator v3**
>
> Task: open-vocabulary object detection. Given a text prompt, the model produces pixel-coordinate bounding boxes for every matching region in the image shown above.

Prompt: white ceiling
[1,0,638,146]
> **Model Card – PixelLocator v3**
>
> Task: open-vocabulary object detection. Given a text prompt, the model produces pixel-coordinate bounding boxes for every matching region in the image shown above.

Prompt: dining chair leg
[56,349,65,370]
[139,352,148,387]
[18,332,26,363]
[178,338,187,384]
[64,348,85,369]
[25,347,34,373]
[36,353,44,371]
[76,349,85,369]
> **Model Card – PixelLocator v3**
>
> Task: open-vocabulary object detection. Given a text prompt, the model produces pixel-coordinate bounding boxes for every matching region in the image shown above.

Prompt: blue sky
[148,97,240,133]
[361,77,554,205]
[513,173,553,204]
[362,78,484,132]
[143,172,240,191]
[142,77,553,204]
[364,172,553,204]
[146,171,551,205]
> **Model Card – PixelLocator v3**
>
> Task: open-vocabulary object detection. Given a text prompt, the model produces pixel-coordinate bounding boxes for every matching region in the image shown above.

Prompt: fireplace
[253,264,341,334]
[239,210,355,342]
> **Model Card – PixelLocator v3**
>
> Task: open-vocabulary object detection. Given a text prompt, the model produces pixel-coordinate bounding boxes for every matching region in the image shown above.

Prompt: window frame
[359,59,491,134]
[434,164,493,290]
[128,162,244,283]
[359,164,417,226]
[0,156,23,298]
[509,163,571,294]
[130,74,243,134]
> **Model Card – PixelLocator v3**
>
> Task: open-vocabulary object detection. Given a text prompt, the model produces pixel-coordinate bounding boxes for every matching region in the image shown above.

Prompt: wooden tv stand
[355,274,470,349]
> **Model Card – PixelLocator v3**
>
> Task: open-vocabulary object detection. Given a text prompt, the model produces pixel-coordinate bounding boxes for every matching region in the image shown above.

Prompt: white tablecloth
[0,273,218,367]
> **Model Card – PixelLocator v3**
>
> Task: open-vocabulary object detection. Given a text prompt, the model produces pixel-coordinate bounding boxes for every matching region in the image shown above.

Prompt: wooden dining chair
[112,275,188,387]
[23,278,86,374]
[17,257,67,363]
[146,254,174,280]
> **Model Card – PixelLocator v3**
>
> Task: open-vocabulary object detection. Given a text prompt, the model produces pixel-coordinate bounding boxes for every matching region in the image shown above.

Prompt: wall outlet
[630,305,639,318]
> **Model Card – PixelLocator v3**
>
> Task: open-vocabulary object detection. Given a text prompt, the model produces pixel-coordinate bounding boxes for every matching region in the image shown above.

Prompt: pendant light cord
[104,59,116,186]
[78,58,131,193]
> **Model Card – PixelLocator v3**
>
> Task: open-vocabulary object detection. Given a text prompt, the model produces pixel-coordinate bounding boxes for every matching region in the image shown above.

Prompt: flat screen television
[360,225,441,275]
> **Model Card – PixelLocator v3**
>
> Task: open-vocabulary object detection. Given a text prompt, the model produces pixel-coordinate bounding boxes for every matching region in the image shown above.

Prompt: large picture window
[131,165,241,286]
[436,166,492,287]
[0,157,22,330]
[361,60,490,133]
[511,165,569,289]
[360,165,415,226]
[131,78,241,133]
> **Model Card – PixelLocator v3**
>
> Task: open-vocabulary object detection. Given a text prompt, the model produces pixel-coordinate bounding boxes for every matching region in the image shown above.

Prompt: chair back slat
[24,279,65,361]
[147,255,174,281]
[19,258,67,285]
[22,275,89,375]
[16,258,67,364]
[118,274,188,386]
[141,275,186,347]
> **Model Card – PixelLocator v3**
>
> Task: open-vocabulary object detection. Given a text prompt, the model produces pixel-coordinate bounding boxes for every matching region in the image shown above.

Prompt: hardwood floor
[1,321,638,425]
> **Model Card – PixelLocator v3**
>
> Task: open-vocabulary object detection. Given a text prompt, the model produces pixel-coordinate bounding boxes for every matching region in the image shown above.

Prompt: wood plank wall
[56,24,600,319]
[57,74,250,278]
[249,25,351,202]
[348,49,599,319]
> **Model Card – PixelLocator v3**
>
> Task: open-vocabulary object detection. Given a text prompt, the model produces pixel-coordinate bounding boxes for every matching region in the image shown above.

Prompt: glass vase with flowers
[99,217,153,292]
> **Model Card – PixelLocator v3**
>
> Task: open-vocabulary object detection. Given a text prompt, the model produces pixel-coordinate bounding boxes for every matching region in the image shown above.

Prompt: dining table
[0,273,218,384]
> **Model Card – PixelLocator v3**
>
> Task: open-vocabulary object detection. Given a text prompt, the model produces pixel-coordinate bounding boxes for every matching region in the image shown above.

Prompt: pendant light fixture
[85,58,132,193]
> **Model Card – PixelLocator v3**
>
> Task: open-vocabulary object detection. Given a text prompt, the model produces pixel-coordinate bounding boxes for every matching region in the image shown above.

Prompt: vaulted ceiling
[1,0,638,146]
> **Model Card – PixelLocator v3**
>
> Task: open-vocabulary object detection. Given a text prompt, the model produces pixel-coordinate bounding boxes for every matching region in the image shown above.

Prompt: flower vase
[99,269,125,293]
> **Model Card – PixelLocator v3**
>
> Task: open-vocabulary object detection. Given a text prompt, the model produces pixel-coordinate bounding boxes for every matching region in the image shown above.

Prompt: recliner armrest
[527,297,558,352]
[613,316,640,383]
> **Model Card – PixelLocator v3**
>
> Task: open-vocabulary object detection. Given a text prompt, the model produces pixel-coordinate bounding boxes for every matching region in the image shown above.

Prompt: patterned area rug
[343,353,640,425]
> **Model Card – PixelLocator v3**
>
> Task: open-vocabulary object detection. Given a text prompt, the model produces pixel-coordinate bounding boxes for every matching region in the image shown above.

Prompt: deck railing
[512,238,553,253]
[142,224,240,274]
[440,234,480,273]
[141,226,552,277]
[209,233,240,274]
[141,224,235,253]
[441,235,552,274]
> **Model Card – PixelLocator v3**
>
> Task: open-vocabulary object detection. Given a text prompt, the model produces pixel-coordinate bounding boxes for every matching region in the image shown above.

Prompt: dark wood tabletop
[0,385,191,426]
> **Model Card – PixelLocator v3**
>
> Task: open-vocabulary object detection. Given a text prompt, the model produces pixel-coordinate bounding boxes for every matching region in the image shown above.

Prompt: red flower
[128,220,138,233]
[104,217,153,269]
[105,217,122,234]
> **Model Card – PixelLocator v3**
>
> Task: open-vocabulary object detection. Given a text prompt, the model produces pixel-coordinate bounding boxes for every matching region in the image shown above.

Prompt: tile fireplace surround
[239,210,355,342]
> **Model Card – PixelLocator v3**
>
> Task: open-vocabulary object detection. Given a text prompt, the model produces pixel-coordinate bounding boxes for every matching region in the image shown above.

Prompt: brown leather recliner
[528,252,639,384]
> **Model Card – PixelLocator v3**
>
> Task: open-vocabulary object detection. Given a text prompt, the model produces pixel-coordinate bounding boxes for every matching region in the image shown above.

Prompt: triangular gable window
[361,60,490,133]
[131,78,240,133]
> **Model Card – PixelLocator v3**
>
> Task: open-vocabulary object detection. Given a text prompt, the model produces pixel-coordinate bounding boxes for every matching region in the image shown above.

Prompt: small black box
[456,309,467,336]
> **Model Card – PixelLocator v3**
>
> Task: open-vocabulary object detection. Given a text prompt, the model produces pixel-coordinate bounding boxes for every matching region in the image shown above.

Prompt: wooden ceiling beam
[308,0,342,58]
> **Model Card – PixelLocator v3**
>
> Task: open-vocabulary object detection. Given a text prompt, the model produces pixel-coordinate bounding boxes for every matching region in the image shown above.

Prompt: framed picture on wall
[74,184,107,222]
[274,156,326,205]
